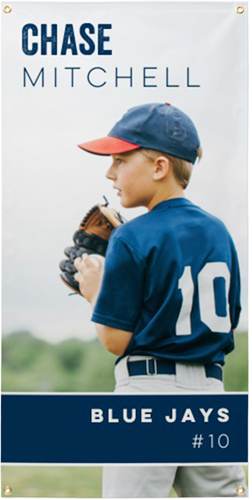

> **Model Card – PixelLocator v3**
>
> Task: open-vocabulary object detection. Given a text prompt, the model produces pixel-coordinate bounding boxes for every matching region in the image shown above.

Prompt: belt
[127,358,222,381]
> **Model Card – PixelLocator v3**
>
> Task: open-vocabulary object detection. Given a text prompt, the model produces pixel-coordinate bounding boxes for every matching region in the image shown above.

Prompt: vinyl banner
[1,2,248,498]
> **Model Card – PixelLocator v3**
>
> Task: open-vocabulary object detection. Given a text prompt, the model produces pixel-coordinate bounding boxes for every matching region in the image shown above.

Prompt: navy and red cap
[78,103,201,164]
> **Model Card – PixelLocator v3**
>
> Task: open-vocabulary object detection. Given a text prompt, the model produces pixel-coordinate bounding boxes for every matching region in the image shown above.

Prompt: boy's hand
[74,253,105,305]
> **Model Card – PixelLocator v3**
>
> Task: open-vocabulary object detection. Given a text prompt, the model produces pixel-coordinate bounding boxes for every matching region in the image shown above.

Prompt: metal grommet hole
[236,486,245,495]
[3,5,12,13]
[236,5,244,14]
[3,487,12,496]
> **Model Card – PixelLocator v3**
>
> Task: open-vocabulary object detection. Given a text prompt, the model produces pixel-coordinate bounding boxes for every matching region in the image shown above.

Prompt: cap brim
[78,136,141,156]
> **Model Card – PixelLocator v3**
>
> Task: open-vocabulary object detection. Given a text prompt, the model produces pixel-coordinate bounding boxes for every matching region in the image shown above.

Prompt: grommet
[236,486,245,495]
[236,5,244,14]
[3,5,12,13]
[3,487,12,496]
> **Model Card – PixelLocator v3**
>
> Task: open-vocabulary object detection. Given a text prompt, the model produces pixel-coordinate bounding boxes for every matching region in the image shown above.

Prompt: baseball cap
[78,103,201,164]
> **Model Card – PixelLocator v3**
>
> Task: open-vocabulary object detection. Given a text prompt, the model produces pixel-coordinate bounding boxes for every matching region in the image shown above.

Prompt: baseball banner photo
[1,1,248,498]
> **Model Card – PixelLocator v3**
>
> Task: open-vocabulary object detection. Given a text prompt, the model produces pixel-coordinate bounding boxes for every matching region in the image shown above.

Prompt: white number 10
[176,263,231,336]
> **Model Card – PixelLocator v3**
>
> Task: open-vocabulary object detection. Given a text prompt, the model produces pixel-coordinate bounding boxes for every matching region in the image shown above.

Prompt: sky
[1,2,248,342]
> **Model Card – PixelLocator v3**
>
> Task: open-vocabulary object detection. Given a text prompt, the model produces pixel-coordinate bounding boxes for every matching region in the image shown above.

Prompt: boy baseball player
[74,103,247,497]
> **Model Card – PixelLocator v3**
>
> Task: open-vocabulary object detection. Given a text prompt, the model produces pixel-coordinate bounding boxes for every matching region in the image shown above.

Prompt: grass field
[1,466,248,497]
[1,467,102,498]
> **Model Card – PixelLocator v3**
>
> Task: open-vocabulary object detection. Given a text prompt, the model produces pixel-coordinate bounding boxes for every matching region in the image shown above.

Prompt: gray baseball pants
[103,356,248,498]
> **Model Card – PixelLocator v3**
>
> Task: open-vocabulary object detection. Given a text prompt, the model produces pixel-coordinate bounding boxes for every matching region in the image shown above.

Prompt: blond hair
[141,147,202,189]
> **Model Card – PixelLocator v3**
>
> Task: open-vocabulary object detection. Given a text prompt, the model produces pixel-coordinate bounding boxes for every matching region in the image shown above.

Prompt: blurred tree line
[1,331,248,392]
[2,332,115,392]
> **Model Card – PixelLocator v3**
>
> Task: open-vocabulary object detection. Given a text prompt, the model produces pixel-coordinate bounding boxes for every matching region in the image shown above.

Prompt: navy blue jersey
[92,198,241,366]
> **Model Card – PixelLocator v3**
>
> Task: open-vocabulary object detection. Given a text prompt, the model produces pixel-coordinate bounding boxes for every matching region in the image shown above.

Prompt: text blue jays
[91,407,230,424]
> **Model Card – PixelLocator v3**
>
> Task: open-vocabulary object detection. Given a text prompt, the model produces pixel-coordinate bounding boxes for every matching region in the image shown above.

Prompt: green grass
[1,466,247,498]
[1,466,102,498]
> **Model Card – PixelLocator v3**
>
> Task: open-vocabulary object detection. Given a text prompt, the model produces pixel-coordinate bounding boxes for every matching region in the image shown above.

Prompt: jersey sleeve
[229,240,241,330]
[91,234,146,331]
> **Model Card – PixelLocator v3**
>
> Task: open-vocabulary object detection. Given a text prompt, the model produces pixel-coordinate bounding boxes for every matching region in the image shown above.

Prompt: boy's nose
[106,165,116,180]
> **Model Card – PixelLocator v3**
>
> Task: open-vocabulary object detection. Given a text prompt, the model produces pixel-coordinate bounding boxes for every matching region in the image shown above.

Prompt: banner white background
[0,1,250,500]
[1,2,248,345]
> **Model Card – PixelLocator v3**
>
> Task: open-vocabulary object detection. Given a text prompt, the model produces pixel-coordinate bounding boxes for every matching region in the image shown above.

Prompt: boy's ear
[152,156,171,180]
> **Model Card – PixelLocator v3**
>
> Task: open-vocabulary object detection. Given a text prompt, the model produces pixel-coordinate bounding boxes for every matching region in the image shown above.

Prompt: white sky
[1,2,248,342]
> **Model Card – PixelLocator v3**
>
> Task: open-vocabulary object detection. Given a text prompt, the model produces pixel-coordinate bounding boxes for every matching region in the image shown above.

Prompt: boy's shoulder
[112,210,152,237]
[195,204,231,232]
[111,200,234,251]
[110,211,153,254]
[185,202,234,243]
[114,200,229,231]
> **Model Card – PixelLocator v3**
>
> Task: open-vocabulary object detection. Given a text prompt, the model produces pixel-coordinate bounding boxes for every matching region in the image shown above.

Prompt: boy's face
[106,150,155,209]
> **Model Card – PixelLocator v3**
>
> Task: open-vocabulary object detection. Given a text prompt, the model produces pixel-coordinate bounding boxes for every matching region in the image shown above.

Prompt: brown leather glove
[60,198,126,294]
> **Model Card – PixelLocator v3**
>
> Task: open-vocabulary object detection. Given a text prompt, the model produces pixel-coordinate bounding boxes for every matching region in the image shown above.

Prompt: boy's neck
[147,187,185,211]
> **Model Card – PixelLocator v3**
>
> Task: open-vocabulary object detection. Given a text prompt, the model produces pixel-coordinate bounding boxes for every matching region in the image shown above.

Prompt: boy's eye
[115,157,123,164]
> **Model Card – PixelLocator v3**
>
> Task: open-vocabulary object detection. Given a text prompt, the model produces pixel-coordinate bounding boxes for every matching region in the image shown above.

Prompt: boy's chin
[119,194,146,209]
[121,202,144,210]
[120,199,138,209]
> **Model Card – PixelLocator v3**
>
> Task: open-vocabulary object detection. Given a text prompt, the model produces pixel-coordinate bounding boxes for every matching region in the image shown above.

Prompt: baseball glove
[60,197,126,294]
